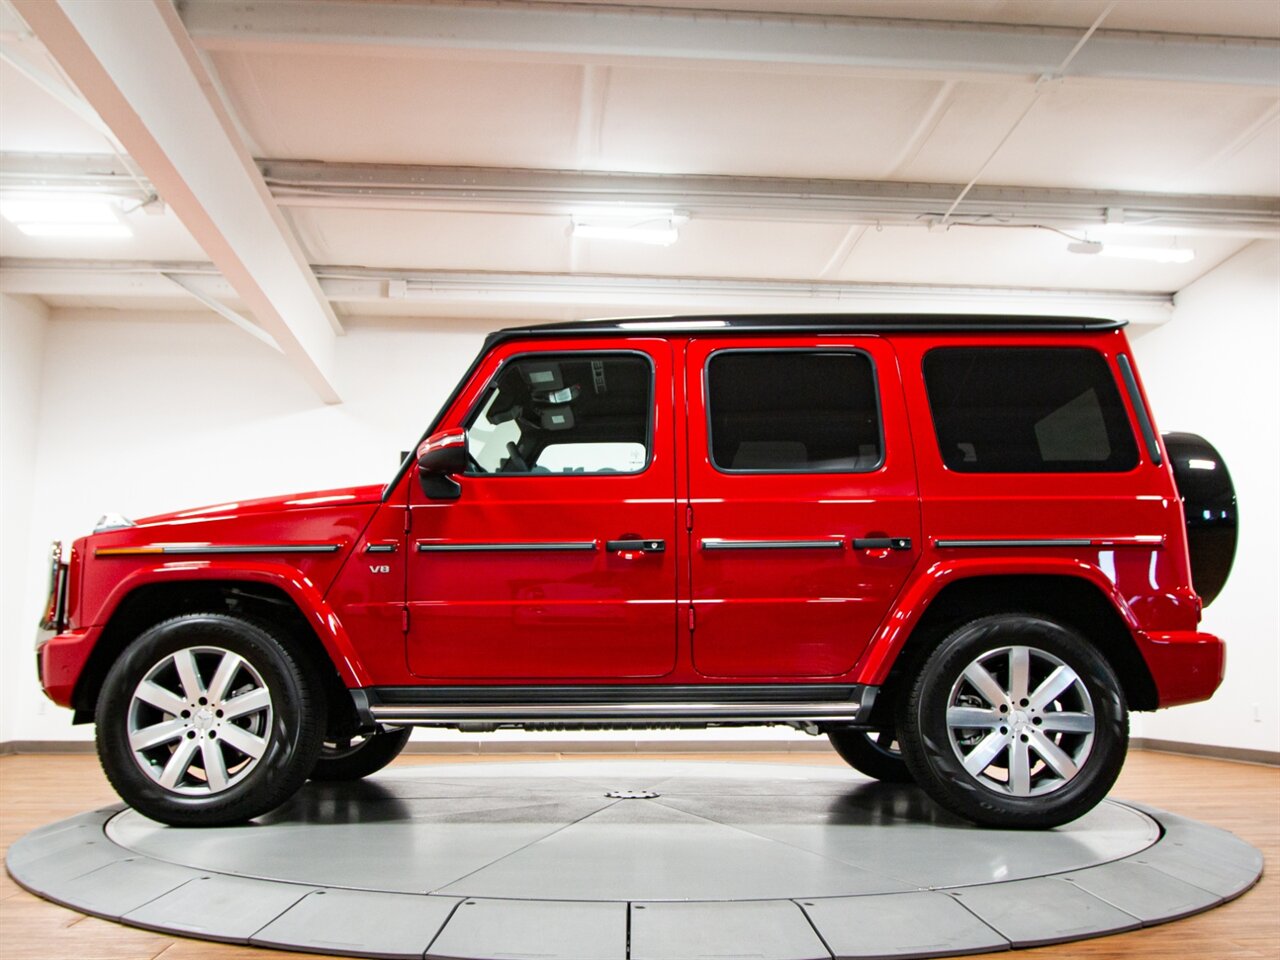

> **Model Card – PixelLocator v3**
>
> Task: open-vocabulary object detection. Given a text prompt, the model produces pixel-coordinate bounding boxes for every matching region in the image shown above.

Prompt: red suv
[38,315,1234,829]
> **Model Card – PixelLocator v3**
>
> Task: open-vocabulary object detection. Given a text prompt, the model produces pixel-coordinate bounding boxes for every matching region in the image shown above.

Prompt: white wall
[0,294,49,744]
[3,311,490,742]
[1129,239,1280,755]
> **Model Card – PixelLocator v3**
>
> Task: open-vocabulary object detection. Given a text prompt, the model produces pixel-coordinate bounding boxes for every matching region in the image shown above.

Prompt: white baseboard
[1,736,1275,764]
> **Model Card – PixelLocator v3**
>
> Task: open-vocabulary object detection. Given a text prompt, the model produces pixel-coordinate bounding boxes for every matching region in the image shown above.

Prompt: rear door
[685,336,920,678]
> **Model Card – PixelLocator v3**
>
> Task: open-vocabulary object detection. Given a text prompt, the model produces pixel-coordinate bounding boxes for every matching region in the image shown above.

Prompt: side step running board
[354,684,877,728]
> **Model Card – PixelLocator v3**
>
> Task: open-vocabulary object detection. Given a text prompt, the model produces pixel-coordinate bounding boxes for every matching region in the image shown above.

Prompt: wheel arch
[859,569,1158,722]
[72,571,368,732]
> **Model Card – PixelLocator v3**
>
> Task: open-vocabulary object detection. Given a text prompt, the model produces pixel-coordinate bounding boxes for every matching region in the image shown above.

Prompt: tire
[95,613,326,827]
[897,613,1128,829]
[828,727,914,783]
[310,727,411,781]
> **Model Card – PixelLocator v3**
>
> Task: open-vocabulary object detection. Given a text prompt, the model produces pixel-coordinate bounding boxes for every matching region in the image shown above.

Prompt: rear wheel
[827,727,913,783]
[311,727,412,781]
[897,613,1128,829]
[96,613,325,827]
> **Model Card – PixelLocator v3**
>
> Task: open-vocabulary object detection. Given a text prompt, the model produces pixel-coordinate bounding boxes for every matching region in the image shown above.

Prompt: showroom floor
[1,750,1275,960]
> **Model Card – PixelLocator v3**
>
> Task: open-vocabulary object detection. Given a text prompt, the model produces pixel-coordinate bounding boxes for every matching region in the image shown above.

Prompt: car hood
[129,483,385,529]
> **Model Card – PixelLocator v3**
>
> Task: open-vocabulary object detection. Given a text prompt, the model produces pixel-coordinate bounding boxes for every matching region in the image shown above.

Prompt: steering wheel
[466,452,484,474]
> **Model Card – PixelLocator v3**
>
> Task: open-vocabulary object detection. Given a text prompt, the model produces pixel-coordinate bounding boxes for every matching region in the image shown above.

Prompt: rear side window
[707,350,882,473]
[923,347,1138,473]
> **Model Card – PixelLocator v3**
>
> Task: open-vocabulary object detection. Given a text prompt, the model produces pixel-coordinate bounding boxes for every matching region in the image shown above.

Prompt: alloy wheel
[945,644,1096,798]
[126,645,273,795]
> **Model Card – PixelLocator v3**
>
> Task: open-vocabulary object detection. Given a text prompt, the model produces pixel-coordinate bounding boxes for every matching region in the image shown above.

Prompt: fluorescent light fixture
[1,196,118,223]
[1,193,133,239]
[571,208,682,246]
[16,222,132,238]
[1067,239,1193,264]
[1099,244,1194,264]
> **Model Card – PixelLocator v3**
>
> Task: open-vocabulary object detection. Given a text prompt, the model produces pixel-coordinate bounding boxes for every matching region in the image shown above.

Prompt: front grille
[39,541,68,633]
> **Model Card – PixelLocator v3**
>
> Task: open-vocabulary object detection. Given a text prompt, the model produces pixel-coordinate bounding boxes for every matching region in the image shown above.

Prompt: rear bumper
[37,626,102,708]
[1138,630,1226,708]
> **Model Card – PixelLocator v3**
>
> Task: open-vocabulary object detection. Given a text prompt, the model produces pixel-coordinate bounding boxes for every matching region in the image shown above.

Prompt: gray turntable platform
[5,760,1263,960]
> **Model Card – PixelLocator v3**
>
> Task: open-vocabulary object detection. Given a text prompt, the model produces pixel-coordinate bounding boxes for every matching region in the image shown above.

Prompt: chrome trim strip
[369,701,872,723]
[95,544,341,557]
[700,538,844,551]
[417,541,599,553]
[934,539,1092,548]
[364,543,398,553]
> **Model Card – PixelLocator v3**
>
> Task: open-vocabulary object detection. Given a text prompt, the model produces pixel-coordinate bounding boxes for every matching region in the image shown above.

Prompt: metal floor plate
[5,761,1264,960]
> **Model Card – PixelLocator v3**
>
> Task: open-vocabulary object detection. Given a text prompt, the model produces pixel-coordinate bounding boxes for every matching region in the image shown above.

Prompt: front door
[406,339,679,681]
[685,336,921,678]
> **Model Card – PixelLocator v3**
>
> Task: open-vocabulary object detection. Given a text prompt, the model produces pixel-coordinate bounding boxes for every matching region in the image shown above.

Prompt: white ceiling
[1,0,1277,395]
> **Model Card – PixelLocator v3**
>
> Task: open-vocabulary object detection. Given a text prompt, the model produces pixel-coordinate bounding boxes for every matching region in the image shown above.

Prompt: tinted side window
[922,347,1139,473]
[707,351,882,473]
[465,353,652,475]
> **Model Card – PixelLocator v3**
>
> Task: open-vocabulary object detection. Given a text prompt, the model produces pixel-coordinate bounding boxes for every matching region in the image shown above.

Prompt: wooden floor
[0,749,1275,960]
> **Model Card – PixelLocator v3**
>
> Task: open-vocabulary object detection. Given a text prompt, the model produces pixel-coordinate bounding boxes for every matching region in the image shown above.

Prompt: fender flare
[854,557,1140,686]
[94,560,372,688]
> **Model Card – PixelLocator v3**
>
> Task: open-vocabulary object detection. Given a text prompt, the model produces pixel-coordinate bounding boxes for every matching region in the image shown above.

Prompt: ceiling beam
[5,153,1275,237]
[11,0,343,403]
[161,271,281,352]
[0,258,1176,326]
[179,1,1280,91]
[0,38,117,143]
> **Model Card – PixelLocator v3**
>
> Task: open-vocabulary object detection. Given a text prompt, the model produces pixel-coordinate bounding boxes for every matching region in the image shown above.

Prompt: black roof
[488,314,1124,344]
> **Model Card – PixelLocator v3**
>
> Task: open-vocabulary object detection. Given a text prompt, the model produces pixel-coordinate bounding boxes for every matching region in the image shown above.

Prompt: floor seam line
[429,797,624,894]
[91,859,195,918]
[791,898,837,959]
[944,889,1015,948]
[422,895,468,959]
[244,883,318,943]
[648,797,920,889]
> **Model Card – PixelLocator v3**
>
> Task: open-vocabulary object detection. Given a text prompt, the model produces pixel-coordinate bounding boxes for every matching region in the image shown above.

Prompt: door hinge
[404,508,412,534]
[686,505,694,531]
[687,606,696,632]
[401,606,410,633]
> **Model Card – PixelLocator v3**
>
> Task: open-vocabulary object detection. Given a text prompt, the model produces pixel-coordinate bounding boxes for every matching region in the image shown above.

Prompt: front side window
[465,353,652,475]
[922,347,1139,473]
[706,350,883,473]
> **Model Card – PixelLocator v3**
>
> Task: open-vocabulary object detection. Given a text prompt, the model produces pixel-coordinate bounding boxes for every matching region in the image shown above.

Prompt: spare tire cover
[1163,432,1237,607]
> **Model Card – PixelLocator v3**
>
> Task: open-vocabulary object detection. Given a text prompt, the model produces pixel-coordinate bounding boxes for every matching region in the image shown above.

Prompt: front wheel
[95,613,325,827]
[897,614,1128,829]
[827,728,914,783]
[311,727,412,781]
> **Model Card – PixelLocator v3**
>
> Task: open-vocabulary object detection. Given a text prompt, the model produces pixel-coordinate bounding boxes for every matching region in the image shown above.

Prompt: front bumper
[37,626,103,708]
[1138,630,1226,708]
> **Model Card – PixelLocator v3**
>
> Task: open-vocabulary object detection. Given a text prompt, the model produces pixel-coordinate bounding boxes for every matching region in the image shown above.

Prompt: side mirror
[416,429,467,500]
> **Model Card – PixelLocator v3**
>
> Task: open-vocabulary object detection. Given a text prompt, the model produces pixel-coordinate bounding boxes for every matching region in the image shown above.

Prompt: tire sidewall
[96,614,321,825]
[828,727,914,783]
[899,614,1128,828]
[310,727,412,782]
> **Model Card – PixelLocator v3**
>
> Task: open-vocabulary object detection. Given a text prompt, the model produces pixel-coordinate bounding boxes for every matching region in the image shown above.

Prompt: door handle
[851,537,913,551]
[606,538,666,553]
